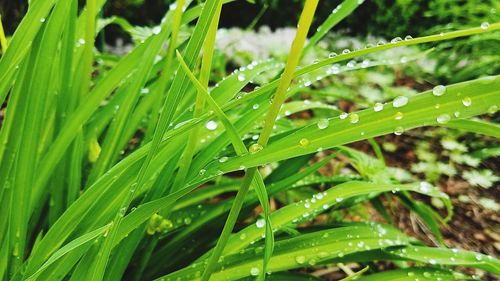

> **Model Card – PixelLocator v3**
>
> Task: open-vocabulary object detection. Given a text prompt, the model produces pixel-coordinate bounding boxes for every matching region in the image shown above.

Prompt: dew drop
[331,64,340,74]
[250,267,260,276]
[404,35,413,40]
[295,256,306,264]
[205,120,217,131]
[374,102,384,112]
[436,114,451,124]
[252,104,260,110]
[349,113,359,124]
[419,181,432,193]
[461,97,472,107]
[219,156,228,163]
[237,74,246,81]
[152,26,162,35]
[328,52,337,58]
[393,96,409,108]
[249,143,263,154]
[390,37,402,44]
[40,18,46,23]
[317,119,329,130]
[481,22,490,29]
[432,85,446,96]
[342,49,350,54]
[339,112,348,119]
[299,138,310,147]
[239,233,247,240]
[256,219,265,228]
[184,217,192,225]
[394,112,404,120]
[394,126,404,135]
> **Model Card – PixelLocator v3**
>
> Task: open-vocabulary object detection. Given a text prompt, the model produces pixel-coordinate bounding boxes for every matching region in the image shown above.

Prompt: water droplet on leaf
[317,119,329,129]
[432,85,446,96]
[393,96,408,108]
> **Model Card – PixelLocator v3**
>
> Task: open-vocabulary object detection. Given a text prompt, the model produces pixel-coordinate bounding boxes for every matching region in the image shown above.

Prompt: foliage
[0,0,499,281]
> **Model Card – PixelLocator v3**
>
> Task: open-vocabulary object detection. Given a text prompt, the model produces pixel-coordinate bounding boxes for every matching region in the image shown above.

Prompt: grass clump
[0,0,498,280]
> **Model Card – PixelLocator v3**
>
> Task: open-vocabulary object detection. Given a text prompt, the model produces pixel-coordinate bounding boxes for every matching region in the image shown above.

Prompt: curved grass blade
[218,181,447,256]
[354,267,458,281]
[443,119,500,137]
[159,224,411,280]
[24,224,110,281]
[387,246,500,274]
[195,76,500,178]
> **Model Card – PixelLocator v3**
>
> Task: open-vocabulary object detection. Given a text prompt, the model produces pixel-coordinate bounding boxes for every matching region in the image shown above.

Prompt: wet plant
[0,0,499,280]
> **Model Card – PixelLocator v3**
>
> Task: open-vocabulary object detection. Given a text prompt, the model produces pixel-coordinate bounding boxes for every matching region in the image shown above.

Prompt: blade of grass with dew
[387,246,500,274]
[354,267,458,281]
[195,76,500,176]
[201,1,319,279]
[216,181,447,256]
[160,223,411,280]
[177,49,275,280]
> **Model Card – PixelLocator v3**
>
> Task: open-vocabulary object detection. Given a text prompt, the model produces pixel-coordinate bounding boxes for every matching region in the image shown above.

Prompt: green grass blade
[354,267,457,281]
[387,246,500,274]
[160,224,411,280]
[443,119,500,137]
[304,0,363,54]
[25,224,110,281]
[196,76,499,176]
